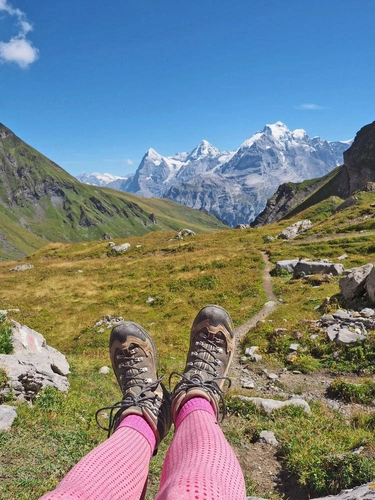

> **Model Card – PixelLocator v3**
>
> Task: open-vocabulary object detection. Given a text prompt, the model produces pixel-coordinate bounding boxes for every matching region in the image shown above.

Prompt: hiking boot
[171,305,235,422]
[96,321,171,453]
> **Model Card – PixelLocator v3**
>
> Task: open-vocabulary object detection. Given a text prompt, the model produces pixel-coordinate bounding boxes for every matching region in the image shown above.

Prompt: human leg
[156,305,246,500]
[40,321,171,500]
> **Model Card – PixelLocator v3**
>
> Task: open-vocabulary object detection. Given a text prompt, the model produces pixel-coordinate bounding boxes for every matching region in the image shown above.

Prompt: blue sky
[1,0,374,176]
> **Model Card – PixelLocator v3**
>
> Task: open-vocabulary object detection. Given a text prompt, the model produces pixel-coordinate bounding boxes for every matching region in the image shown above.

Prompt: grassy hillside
[0,124,226,260]
[2,192,375,498]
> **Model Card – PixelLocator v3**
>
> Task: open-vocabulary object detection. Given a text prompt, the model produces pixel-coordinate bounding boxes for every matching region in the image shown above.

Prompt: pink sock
[39,415,154,500]
[155,397,246,500]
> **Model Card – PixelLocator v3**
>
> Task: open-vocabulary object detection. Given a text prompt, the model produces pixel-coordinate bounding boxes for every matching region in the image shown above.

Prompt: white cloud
[0,0,39,68]
[296,103,326,111]
[126,159,134,166]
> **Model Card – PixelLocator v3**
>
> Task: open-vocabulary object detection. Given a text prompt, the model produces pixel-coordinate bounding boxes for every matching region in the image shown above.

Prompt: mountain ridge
[77,122,351,226]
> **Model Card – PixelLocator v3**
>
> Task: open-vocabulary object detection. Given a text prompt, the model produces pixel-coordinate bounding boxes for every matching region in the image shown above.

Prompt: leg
[40,321,171,500]
[157,305,246,500]
[39,415,154,500]
[156,398,246,500]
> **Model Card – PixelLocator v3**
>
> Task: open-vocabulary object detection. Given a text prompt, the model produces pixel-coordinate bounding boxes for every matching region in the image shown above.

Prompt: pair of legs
[40,305,246,499]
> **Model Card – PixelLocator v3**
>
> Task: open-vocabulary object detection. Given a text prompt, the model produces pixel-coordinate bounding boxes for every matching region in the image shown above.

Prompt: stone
[0,320,70,400]
[257,430,279,447]
[289,344,299,351]
[364,267,375,304]
[112,243,131,253]
[313,482,375,500]
[275,260,299,273]
[176,228,196,240]
[108,242,116,247]
[335,328,364,345]
[0,405,17,431]
[268,373,278,380]
[293,261,344,279]
[146,297,155,303]
[333,310,350,319]
[99,366,110,374]
[10,264,34,272]
[339,264,373,300]
[360,308,375,317]
[238,396,311,414]
[337,254,348,260]
[278,220,313,240]
[335,196,358,213]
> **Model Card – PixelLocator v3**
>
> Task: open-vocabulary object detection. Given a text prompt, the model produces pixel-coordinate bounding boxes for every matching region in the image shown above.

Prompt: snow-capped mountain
[76,122,352,226]
[76,172,131,191]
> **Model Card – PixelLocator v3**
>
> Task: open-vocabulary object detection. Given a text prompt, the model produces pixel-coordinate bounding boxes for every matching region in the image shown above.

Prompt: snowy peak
[187,140,221,160]
[263,121,290,139]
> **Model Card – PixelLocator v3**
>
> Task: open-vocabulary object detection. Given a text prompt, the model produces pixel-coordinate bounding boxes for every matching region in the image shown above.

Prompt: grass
[2,193,375,498]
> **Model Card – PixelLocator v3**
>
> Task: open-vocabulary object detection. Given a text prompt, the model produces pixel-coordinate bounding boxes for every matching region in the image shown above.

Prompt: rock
[236,224,250,229]
[103,234,111,240]
[336,328,365,345]
[334,195,358,213]
[99,366,110,374]
[263,235,275,243]
[333,310,350,320]
[278,220,313,240]
[257,430,279,447]
[337,254,348,260]
[360,308,375,317]
[289,343,299,351]
[293,261,344,279]
[149,213,157,224]
[238,396,311,414]
[176,228,196,240]
[112,243,131,253]
[268,373,278,381]
[0,321,70,401]
[10,264,34,272]
[339,264,373,300]
[313,482,375,500]
[108,242,116,247]
[0,405,17,431]
[364,267,375,304]
[275,260,299,273]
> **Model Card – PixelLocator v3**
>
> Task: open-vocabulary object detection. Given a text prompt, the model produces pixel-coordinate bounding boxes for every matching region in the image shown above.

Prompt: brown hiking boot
[96,321,171,453]
[171,305,235,422]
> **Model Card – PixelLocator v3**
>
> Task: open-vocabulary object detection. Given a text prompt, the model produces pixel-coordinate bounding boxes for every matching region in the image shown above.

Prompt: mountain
[251,121,375,226]
[76,172,131,190]
[0,124,226,259]
[78,122,351,226]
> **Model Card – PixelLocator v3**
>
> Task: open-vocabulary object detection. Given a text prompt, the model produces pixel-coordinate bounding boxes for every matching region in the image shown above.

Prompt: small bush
[0,314,13,354]
[34,386,65,412]
[308,453,375,495]
[327,379,375,404]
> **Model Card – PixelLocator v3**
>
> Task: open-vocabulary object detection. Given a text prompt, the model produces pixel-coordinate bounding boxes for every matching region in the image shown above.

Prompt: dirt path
[230,251,278,385]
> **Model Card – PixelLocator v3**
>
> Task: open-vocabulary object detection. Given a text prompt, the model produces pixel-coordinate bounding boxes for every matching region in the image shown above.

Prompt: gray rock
[293,261,344,279]
[326,325,340,342]
[339,264,373,300]
[364,267,375,305]
[176,228,196,240]
[268,373,279,381]
[337,254,348,260]
[112,243,131,253]
[99,366,110,374]
[336,328,364,345]
[289,343,299,351]
[278,220,313,240]
[312,482,375,499]
[10,264,34,272]
[333,310,351,320]
[238,396,311,414]
[257,430,279,447]
[0,321,70,401]
[0,405,17,431]
[275,260,299,273]
[360,308,375,317]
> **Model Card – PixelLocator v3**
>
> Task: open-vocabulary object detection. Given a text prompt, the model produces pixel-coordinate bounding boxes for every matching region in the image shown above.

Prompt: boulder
[0,320,70,401]
[275,260,299,273]
[293,261,344,278]
[176,228,196,240]
[364,267,375,304]
[238,396,311,414]
[10,264,34,272]
[112,243,131,253]
[0,405,17,431]
[257,430,279,447]
[278,220,312,240]
[339,264,373,300]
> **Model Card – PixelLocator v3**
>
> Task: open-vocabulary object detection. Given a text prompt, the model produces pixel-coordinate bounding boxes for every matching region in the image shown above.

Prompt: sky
[1,0,375,177]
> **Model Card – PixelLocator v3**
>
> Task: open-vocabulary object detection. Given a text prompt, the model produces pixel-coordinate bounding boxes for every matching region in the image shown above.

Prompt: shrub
[0,313,13,354]
[327,379,375,404]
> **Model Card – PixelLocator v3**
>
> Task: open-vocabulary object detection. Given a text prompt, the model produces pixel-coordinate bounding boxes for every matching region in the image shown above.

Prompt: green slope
[0,124,226,259]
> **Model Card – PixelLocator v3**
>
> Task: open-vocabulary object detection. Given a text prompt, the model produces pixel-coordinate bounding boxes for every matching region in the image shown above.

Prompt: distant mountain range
[0,124,225,260]
[76,122,352,226]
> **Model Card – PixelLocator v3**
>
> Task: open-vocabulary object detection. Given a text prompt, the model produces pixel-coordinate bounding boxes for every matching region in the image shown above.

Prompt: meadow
[2,193,375,499]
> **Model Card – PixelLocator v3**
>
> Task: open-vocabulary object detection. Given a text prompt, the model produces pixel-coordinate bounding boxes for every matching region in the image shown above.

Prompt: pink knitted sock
[155,397,246,500]
[39,415,155,500]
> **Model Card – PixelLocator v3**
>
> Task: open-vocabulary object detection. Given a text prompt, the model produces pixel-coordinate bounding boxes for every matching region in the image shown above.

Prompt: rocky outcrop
[278,220,313,240]
[0,320,70,402]
[293,260,344,278]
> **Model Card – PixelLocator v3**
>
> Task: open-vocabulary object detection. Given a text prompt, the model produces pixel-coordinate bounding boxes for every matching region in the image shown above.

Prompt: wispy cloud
[0,0,39,68]
[296,103,326,111]
[126,159,134,166]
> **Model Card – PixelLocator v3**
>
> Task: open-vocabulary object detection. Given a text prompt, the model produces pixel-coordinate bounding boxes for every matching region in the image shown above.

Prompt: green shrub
[308,453,375,495]
[0,313,13,354]
[327,379,375,404]
[34,386,65,412]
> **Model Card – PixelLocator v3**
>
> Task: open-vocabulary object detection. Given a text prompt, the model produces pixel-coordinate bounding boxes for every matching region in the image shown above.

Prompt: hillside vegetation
[2,191,375,499]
